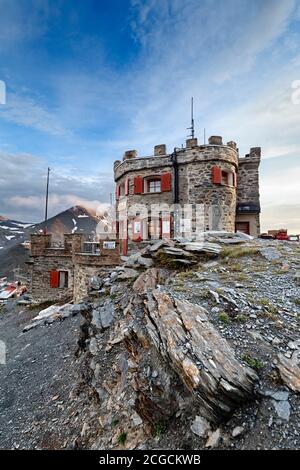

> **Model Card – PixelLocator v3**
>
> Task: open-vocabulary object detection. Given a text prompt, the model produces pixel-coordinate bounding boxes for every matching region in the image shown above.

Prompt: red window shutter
[134,176,143,194]
[212,166,222,184]
[161,172,172,192]
[125,179,129,196]
[50,271,59,288]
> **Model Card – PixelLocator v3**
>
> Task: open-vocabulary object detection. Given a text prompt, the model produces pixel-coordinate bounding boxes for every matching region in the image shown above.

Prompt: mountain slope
[0,206,100,279]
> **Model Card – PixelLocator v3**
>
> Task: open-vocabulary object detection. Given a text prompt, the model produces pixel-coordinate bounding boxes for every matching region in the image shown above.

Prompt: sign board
[103,241,116,250]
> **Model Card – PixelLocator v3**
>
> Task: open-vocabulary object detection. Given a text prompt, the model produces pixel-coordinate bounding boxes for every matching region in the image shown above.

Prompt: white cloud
[0,151,113,222]
[0,91,69,136]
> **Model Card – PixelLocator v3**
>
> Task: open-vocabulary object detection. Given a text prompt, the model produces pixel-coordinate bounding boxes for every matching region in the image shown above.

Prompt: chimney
[227,141,237,149]
[208,136,223,145]
[154,144,166,156]
[123,150,137,161]
[186,138,198,148]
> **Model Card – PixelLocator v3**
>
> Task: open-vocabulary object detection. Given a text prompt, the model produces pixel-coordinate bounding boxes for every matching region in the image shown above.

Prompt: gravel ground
[0,301,83,449]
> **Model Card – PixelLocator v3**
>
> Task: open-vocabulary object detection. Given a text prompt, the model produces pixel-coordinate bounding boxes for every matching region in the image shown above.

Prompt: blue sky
[0,0,300,231]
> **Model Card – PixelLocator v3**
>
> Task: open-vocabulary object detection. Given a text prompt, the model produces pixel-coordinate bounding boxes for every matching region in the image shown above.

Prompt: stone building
[27,233,120,304]
[114,135,261,254]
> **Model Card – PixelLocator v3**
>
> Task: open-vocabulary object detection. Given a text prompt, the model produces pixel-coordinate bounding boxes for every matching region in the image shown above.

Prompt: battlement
[114,136,239,181]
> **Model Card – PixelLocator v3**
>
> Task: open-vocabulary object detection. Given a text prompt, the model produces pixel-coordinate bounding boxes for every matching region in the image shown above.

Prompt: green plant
[218,312,230,324]
[118,432,127,446]
[229,263,242,272]
[235,314,247,323]
[259,298,278,315]
[153,422,166,437]
[241,354,264,371]
[112,419,119,427]
[295,298,300,306]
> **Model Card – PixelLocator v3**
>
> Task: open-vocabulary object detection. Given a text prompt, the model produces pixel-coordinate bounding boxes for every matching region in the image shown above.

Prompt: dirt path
[0,301,83,449]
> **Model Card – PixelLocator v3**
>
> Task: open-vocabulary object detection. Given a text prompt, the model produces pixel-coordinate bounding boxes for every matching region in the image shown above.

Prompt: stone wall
[28,235,121,304]
[28,255,74,304]
[237,149,261,207]
[115,138,239,237]
[73,265,111,302]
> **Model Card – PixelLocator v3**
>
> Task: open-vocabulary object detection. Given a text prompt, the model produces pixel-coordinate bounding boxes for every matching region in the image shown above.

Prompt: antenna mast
[44,167,50,234]
[187,97,195,139]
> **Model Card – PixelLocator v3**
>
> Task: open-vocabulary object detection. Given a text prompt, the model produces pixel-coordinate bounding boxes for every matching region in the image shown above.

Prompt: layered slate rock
[144,289,258,422]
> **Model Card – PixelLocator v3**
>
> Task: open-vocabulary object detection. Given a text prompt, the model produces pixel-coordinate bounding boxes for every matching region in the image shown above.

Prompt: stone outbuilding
[27,233,120,304]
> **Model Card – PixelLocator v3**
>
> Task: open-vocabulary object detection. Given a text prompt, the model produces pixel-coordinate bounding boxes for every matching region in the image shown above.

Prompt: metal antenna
[204,128,206,145]
[187,97,195,139]
[44,167,50,234]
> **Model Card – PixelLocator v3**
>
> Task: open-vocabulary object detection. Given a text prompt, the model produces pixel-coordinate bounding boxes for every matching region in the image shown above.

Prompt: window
[59,271,69,288]
[222,171,228,185]
[50,270,69,288]
[212,166,236,187]
[148,179,161,193]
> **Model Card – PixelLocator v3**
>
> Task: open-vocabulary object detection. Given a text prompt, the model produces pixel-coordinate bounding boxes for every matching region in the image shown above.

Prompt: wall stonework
[114,138,260,240]
[27,255,74,304]
[28,235,120,304]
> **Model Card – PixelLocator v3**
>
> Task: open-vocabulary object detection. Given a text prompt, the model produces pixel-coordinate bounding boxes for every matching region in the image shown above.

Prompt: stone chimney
[208,136,223,145]
[227,141,237,149]
[154,144,166,156]
[123,150,137,161]
[186,138,198,148]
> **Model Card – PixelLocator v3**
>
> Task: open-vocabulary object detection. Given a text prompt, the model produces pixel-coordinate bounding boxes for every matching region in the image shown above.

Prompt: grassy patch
[241,354,264,371]
[153,422,166,438]
[259,298,278,315]
[234,314,247,323]
[218,312,230,324]
[221,246,260,260]
[118,432,127,446]
[228,263,242,272]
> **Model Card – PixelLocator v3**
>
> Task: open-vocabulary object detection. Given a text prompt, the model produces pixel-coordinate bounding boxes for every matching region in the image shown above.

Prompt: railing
[81,241,101,255]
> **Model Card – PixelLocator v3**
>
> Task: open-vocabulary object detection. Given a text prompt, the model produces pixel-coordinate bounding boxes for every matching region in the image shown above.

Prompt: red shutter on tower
[161,172,172,192]
[50,271,59,288]
[125,179,129,195]
[115,184,120,200]
[212,166,222,184]
[134,176,143,194]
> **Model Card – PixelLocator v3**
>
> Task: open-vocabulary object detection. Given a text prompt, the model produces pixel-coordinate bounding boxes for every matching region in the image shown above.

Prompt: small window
[222,171,229,185]
[148,179,161,193]
[59,271,69,288]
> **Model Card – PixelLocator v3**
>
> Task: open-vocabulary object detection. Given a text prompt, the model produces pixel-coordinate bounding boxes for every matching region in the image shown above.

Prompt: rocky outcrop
[143,289,258,422]
[75,265,260,449]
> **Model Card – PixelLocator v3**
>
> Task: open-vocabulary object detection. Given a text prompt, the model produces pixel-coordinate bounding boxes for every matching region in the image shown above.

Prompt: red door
[235,222,250,235]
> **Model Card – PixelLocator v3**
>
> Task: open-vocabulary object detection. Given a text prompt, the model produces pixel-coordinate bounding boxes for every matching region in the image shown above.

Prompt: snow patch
[72,218,78,234]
